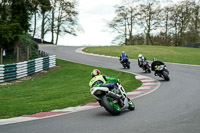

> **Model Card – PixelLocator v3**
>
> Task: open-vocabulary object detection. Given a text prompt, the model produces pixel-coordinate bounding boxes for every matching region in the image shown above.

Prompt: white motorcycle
[90,83,135,115]
[155,65,170,81]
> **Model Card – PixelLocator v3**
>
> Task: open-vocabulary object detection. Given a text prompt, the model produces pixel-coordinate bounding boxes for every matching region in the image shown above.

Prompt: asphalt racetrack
[1,45,200,133]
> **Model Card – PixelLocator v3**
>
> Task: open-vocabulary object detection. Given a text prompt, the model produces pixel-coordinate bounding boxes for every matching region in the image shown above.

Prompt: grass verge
[84,45,200,65]
[0,59,141,119]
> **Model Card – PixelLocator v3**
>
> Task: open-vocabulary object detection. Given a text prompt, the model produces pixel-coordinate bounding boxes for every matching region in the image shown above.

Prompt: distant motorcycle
[120,59,130,69]
[90,83,135,115]
[155,65,170,81]
[140,60,151,73]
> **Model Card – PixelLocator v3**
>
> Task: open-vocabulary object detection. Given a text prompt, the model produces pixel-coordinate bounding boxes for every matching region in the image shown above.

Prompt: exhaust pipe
[107,91,121,99]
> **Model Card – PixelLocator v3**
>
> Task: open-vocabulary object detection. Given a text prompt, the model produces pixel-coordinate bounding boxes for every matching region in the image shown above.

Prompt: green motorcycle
[90,83,135,115]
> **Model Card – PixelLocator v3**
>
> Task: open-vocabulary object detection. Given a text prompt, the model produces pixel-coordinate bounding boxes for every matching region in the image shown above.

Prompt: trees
[186,0,200,44]
[108,0,200,46]
[31,0,40,38]
[54,0,79,45]
[108,0,137,45]
[0,0,27,49]
[137,2,160,45]
[0,0,39,63]
[40,0,51,42]
[11,0,30,33]
[0,0,80,63]
[1,0,80,46]
[159,6,172,45]
[170,1,193,46]
[108,5,128,45]
[30,0,80,45]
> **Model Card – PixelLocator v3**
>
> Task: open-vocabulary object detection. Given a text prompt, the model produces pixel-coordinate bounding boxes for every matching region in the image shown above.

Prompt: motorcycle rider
[138,54,147,68]
[119,51,129,64]
[151,58,168,76]
[89,69,120,105]
[89,69,120,89]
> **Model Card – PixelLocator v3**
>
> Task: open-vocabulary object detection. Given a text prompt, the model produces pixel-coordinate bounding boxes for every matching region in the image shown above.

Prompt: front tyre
[162,70,170,81]
[122,63,126,69]
[101,95,121,115]
[147,66,151,73]
[128,98,135,111]
[127,63,130,69]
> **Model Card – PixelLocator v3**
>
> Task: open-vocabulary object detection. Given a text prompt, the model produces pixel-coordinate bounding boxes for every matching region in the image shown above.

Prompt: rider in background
[138,54,147,68]
[119,51,129,64]
[89,69,120,90]
[151,58,166,75]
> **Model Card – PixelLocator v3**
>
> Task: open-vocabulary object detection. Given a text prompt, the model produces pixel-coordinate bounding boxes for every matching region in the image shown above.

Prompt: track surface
[1,45,200,133]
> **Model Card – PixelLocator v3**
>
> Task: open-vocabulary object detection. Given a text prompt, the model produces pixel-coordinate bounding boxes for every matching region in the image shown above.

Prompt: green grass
[84,45,200,65]
[0,59,141,119]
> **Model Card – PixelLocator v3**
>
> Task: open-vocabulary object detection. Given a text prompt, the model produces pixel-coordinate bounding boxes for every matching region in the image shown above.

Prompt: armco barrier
[0,55,56,83]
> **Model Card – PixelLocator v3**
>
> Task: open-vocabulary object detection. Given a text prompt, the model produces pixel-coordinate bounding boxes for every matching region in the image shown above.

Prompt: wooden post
[0,48,3,64]
[27,46,29,61]
[17,46,19,62]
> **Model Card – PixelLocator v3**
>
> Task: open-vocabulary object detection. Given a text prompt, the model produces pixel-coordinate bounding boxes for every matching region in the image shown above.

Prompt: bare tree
[108,0,137,45]
[32,0,40,38]
[40,0,51,41]
[169,1,193,46]
[137,2,160,45]
[188,0,200,39]
[49,0,57,44]
[162,6,172,45]
[53,0,79,45]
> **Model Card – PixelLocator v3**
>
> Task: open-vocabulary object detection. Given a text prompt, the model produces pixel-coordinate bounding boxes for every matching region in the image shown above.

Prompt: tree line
[32,0,80,45]
[108,0,200,46]
[0,0,79,49]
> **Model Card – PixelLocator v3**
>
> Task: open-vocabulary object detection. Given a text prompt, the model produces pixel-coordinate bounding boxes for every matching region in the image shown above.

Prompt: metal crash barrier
[0,55,56,83]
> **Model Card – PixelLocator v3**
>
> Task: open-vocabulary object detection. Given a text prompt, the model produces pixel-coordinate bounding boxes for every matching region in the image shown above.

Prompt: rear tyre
[101,95,121,115]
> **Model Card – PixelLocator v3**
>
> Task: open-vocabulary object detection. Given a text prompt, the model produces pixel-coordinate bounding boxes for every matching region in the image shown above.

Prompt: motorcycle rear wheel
[102,95,121,115]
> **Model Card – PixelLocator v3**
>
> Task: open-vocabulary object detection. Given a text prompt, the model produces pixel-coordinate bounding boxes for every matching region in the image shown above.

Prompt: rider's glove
[117,79,121,84]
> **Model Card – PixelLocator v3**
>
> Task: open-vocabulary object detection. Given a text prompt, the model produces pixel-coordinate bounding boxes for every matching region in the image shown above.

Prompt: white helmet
[138,54,142,58]
[122,51,125,53]
[153,57,157,61]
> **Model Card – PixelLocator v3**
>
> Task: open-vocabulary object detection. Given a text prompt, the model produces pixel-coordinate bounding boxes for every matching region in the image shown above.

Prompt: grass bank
[0,59,141,119]
[84,45,200,65]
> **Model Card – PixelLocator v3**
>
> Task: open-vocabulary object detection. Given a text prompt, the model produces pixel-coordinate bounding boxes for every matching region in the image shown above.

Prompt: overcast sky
[49,0,184,46]
[56,0,121,46]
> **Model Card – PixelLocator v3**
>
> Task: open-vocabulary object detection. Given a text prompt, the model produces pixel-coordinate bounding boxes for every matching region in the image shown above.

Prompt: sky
[46,0,185,46]
[56,0,121,46]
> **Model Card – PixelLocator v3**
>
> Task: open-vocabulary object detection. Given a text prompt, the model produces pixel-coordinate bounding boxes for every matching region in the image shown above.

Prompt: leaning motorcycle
[90,83,135,115]
[155,65,170,81]
[141,60,151,73]
[120,59,130,69]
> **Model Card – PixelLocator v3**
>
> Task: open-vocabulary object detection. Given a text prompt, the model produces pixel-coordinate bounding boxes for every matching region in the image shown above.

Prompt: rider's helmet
[91,69,101,78]
[122,51,125,54]
[138,54,142,58]
[153,58,157,61]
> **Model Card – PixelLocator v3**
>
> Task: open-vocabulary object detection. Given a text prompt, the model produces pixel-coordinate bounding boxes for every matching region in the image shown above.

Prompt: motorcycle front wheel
[128,98,135,111]
[145,65,151,73]
[102,95,121,115]
[127,63,130,69]
[162,70,170,81]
